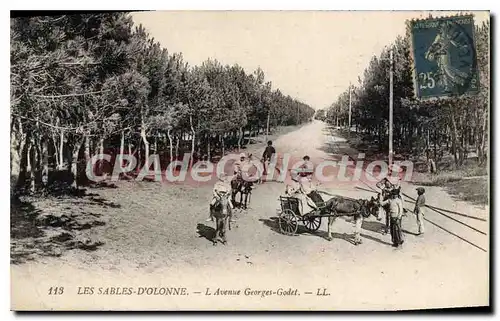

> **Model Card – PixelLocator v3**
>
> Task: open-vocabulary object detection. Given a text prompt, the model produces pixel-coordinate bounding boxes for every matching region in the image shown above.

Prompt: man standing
[377,177,394,234]
[380,189,404,247]
[262,140,278,178]
[377,176,405,233]
[414,187,426,235]
[376,177,395,200]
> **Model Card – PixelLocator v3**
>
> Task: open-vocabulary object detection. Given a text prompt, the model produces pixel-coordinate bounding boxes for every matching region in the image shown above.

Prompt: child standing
[206,173,233,222]
[414,187,426,235]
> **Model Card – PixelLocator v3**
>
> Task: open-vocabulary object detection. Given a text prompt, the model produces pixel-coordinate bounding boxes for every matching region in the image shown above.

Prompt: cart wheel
[279,209,299,235]
[303,215,322,232]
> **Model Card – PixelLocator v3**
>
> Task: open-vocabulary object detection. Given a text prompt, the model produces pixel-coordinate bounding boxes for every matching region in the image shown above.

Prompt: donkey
[231,179,253,209]
[231,154,255,210]
[210,190,232,245]
[326,196,381,245]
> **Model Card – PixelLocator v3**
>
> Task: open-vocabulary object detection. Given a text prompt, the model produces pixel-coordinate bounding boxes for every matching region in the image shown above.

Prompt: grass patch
[418,173,463,186]
[413,169,488,206]
[462,165,488,177]
[445,177,489,206]
[416,164,488,187]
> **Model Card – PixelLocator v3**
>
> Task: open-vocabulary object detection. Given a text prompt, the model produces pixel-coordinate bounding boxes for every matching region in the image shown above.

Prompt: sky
[131,11,489,110]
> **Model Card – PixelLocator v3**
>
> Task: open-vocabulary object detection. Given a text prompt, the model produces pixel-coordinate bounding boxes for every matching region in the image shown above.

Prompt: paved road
[12,120,489,310]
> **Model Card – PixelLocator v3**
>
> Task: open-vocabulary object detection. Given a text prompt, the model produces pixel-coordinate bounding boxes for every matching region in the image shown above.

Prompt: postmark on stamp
[408,15,480,99]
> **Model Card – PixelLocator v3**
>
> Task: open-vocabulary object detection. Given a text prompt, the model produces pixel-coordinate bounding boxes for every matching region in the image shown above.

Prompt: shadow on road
[360,233,392,246]
[362,220,386,234]
[315,230,360,245]
[259,216,363,245]
[11,200,44,240]
[259,217,281,234]
[196,223,215,243]
[259,216,313,236]
[10,188,115,264]
[402,229,419,236]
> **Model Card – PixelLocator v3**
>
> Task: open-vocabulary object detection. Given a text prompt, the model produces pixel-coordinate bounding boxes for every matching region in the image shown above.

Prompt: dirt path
[11,121,489,310]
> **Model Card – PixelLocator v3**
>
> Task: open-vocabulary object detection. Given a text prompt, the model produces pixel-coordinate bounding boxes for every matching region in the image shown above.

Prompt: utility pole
[262,90,270,142]
[348,82,352,140]
[389,47,394,171]
[296,103,300,125]
[336,104,339,127]
[265,111,270,142]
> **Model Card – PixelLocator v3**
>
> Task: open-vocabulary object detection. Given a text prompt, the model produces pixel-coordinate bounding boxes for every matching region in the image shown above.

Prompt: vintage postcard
[10,10,490,311]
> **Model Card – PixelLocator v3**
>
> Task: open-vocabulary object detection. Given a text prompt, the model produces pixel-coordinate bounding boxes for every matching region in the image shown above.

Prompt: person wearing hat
[290,156,335,217]
[230,153,247,182]
[377,176,406,232]
[414,187,426,235]
[207,173,233,222]
[380,188,404,247]
[288,155,313,191]
[299,155,314,178]
[262,140,277,176]
[377,177,395,233]
[376,177,396,200]
[286,176,335,217]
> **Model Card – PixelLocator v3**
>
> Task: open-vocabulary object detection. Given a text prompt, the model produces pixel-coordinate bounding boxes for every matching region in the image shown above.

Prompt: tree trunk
[460,132,466,165]
[51,130,59,170]
[167,128,173,162]
[41,138,49,187]
[28,136,36,193]
[10,118,25,196]
[207,136,211,161]
[57,130,64,170]
[175,133,179,161]
[433,129,438,160]
[221,134,225,157]
[53,118,63,170]
[33,121,43,190]
[52,135,59,170]
[479,110,488,164]
[71,138,84,189]
[237,127,243,152]
[98,137,104,175]
[16,124,29,191]
[84,135,91,161]
[450,113,460,168]
[189,115,195,168]
[426,128,430,150]
[26,141,32,190]
[141,117,149,169]
[196,139,201,161]
[81,134,91,181]
[128,141,132,166]
[120,130,125,168]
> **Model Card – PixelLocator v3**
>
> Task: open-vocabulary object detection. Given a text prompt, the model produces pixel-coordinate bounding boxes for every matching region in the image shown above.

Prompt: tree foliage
[10,13,315,193]
[325,21,489,167]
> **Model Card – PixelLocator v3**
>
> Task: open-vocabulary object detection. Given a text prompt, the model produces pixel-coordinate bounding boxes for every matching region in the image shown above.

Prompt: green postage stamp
[408,15,480,99]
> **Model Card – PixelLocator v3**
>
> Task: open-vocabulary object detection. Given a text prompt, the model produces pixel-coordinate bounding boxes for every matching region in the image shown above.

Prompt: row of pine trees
[10,13,315,194]
[316,20,489,167]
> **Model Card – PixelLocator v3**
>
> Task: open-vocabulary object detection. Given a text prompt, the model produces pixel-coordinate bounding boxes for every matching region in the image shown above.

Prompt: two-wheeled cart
[277,196,331,235]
